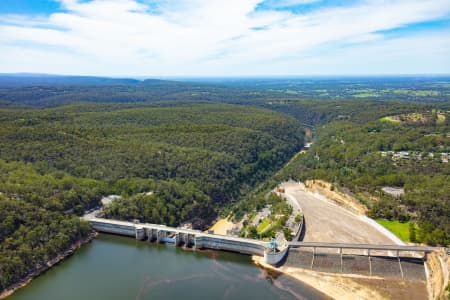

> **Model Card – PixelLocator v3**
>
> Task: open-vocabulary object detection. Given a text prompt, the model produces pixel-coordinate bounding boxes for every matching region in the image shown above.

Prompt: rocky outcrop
[426,249,449,300]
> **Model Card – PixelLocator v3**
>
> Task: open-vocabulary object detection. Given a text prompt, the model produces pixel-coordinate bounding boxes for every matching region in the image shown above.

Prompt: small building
[381,187,405,198]
[101,195,121,206]
[399,151,410,159]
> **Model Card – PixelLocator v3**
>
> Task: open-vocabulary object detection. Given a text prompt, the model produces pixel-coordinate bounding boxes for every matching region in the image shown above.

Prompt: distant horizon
[3,72,450,81]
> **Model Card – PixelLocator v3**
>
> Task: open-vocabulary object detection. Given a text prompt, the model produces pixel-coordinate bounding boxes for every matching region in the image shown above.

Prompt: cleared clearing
[375,219,411,242]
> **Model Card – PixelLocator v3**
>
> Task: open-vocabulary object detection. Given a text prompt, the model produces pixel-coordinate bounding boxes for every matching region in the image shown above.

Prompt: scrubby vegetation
[240,193,293,240]
[0,160,93,291]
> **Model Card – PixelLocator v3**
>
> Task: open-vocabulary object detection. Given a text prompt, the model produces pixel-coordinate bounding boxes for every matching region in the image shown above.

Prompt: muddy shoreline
[0,231,98,299]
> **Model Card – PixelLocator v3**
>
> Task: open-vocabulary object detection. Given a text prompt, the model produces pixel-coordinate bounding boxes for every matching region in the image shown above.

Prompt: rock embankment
[304,180,368,215]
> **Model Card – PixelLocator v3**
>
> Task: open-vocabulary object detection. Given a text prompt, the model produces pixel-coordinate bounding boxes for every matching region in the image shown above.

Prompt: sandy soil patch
[209,218,235,235]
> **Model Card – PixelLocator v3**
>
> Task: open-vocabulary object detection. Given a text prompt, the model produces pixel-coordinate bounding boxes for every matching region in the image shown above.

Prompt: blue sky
[0,0,60,15]
[0,0,449,76]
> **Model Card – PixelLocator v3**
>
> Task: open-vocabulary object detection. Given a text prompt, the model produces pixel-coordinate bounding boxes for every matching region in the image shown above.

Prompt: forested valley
[0,74,449,293]
[262,99,450,246]
[0,99,304,292]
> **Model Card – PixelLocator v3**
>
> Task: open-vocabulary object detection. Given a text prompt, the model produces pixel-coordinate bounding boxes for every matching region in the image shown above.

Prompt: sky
[0,0,449,77]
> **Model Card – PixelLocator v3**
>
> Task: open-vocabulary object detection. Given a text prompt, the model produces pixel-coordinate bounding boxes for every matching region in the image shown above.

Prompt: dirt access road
[280,182,402,246]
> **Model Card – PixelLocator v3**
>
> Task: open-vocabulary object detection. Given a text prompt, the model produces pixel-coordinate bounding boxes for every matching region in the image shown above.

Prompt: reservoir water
[9,234,328,300]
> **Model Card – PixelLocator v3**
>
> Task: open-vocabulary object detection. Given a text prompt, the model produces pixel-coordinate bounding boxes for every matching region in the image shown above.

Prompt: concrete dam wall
[87,217,435,270]
[88,218,274,261]
[90,220,136,237]
[195,236,265,256]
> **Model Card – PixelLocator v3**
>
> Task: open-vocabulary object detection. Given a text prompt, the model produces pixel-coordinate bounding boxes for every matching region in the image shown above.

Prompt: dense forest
[265,99,450,246]
[0,74,449,293]
[1,75,449,108]
[0,75,270,107]
[0,101,303,292]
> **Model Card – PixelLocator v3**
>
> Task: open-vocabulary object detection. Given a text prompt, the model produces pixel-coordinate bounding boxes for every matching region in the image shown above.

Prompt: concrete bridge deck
[289,241,437,253]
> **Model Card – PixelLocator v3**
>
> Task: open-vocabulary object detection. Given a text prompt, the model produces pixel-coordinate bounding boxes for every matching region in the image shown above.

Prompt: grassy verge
[375,219,411,242]
[379,116,401,124]
[257,218,271,233]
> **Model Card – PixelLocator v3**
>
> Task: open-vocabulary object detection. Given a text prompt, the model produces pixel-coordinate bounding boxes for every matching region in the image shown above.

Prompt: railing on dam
[288,241,440,263]
[288,241,438,253]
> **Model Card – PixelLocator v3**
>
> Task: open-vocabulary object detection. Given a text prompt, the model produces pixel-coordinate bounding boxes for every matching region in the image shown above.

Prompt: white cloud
[0,0,449,76]
[260,0,321,9]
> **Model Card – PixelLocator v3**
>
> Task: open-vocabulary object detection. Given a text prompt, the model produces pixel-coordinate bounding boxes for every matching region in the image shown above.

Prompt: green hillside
[0,102,303,291]
[270,100,449,246]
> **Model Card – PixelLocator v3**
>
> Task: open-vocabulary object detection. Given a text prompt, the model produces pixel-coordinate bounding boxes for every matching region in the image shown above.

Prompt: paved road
[281,182,401,246]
